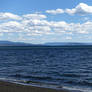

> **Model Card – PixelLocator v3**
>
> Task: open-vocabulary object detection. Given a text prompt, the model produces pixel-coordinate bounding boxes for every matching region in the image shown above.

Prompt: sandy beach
[0,81,71,92]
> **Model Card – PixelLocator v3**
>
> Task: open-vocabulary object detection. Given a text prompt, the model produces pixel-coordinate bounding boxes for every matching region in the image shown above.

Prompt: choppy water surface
[0,46,92,92]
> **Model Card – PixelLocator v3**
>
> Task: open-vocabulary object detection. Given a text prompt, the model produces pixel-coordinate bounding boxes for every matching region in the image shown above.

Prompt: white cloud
[0,21,23,32]
[0,12,22,20]
[66,36,72,40]
[46,9,64,15]
[0,33,4,36]
[23,14,47,19]
[65,3,92,15]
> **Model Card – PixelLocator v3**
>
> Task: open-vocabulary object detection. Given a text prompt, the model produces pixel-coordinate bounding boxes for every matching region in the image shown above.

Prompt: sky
[0,0,92,43]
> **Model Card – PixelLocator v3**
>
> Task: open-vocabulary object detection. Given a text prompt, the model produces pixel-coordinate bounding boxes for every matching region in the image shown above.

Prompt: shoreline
[0,80,82,92]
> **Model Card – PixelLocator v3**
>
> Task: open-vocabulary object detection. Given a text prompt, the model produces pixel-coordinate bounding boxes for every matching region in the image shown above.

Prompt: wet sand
[0,81,71,92]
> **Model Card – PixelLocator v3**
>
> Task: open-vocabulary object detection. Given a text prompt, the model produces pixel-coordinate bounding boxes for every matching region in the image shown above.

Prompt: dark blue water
[0,46,92,92]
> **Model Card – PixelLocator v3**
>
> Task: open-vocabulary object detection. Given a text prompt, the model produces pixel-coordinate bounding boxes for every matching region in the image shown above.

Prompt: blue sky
[0,0,92,43]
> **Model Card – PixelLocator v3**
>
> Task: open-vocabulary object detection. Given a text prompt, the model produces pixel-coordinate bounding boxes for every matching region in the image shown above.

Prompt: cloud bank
[0,13,92,38]
[46,3,92,15]
[0,3,92,43]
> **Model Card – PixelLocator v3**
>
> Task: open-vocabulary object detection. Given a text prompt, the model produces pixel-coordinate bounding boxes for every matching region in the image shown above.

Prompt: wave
[62,73,81,77]
[10,74,52,80]
[65,80,92,87]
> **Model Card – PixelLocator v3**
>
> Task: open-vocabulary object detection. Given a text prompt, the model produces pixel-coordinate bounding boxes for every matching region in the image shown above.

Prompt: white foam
[63,86,92,92]
[0,77,92,92]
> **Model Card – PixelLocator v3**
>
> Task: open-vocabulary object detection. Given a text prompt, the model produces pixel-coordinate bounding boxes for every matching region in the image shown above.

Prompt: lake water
[0,46,92,92]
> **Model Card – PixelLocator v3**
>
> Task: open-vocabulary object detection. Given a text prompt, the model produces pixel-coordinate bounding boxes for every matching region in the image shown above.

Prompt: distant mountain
[44,42,92,46]
[0,41,92,46]
[0,41,33,46]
